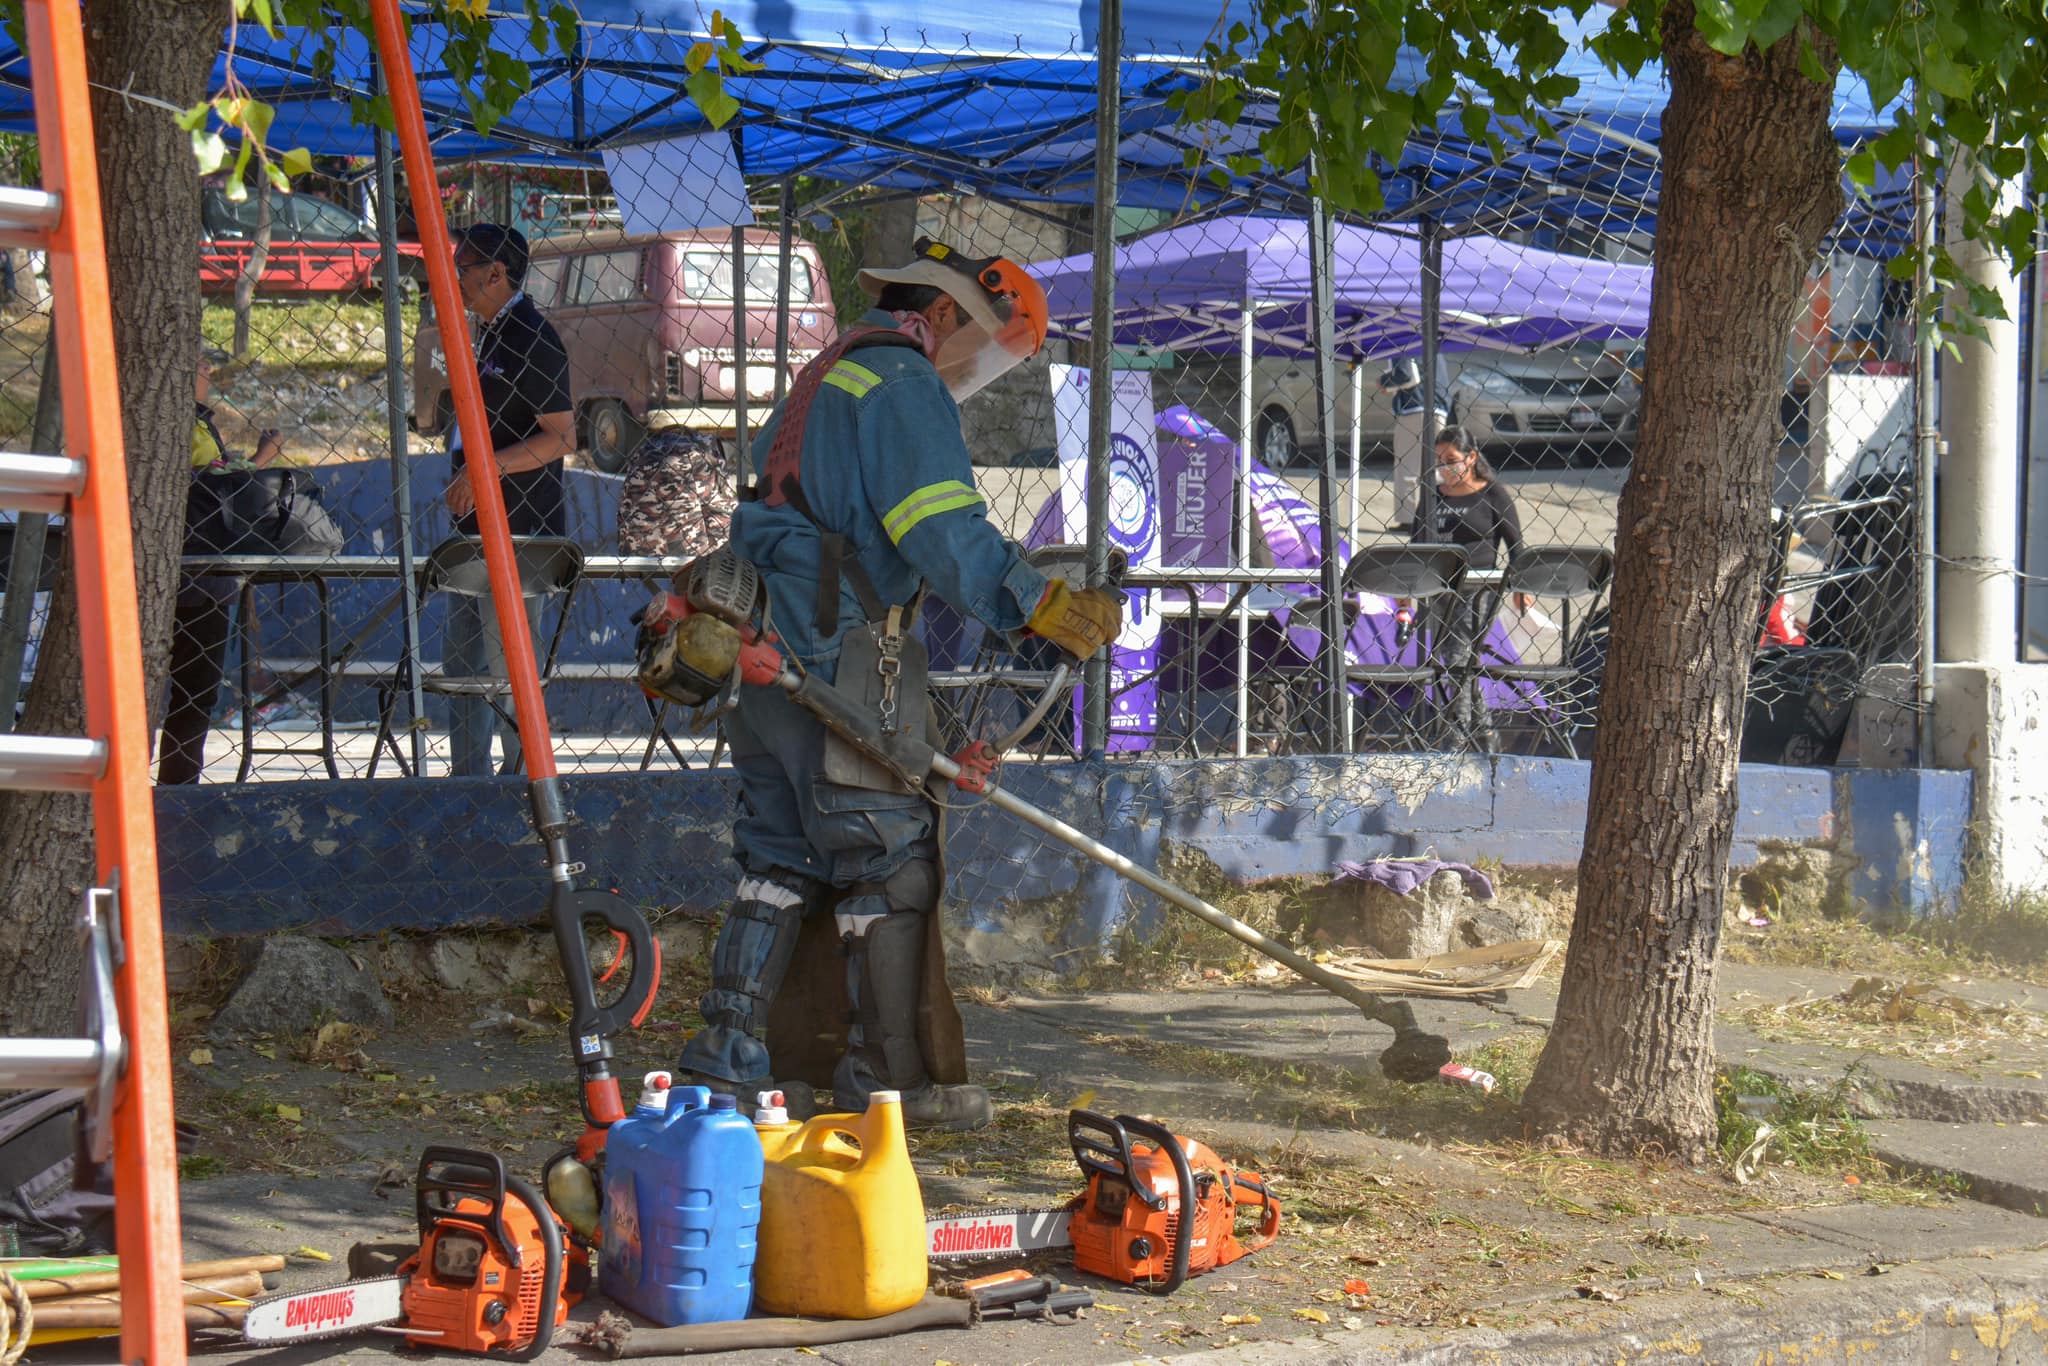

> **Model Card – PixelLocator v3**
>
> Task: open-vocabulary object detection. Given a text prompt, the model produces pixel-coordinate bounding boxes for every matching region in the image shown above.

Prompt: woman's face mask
[1434,447,1471,487]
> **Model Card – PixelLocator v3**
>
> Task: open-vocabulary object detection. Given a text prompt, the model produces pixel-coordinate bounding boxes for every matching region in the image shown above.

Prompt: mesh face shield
[858,238,1049,400]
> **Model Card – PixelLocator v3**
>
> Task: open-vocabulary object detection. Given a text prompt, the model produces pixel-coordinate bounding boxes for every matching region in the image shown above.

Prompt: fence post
[1418,212,1442,539]
[774,179,794,403]
[731,223,750,455]
[1236,296,1253,758]
[373,71,427,773]
[1306,188,1346,751]
[1913,136,1937,764]
[1082,0,1122,758]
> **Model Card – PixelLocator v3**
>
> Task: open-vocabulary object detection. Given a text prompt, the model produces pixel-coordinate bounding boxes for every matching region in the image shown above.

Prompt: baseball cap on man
[858,237,1048,401]
[454,222,530,287]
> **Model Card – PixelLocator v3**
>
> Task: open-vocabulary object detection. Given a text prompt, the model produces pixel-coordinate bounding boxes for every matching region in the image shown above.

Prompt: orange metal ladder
[0,0,187,1362]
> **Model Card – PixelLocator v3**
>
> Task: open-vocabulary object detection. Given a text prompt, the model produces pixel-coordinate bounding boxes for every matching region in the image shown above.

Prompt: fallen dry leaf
[1294,1307,1330,1324]
[289,1246,332,1262]
[274,1104,303,1123]
[1343,1278,1371,1296]
[1575,1285,1621,1302]
[1220,1313,1260,1326]
[188,1047,214,1066]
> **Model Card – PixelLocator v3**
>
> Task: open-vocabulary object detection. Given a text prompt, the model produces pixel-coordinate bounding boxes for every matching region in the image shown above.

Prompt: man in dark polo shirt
[441,222,576,776]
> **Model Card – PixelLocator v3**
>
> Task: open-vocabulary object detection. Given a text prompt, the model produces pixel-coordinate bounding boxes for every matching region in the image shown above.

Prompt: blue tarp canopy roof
[0,3,1909,246]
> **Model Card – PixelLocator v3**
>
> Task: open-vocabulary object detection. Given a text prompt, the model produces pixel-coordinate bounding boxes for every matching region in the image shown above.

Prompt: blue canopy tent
[0,4,1908,241]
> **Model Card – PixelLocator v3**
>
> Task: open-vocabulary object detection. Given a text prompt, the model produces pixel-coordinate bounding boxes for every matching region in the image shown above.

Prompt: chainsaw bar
[926,1206,1074,1261]
[241,1275,407,1344]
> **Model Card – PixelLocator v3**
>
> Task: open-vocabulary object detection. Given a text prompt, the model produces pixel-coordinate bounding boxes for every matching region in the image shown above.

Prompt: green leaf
[685,68,741,129]
[265,160,291,194]
[225,142,253,201]
[243,0,278,36]
[279,145,313,178]
[175,101,211,133]
[1843,148,1876,189]
[190,129,229,176]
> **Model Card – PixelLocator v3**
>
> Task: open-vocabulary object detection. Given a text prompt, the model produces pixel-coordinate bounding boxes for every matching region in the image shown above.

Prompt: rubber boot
[831,913,992,1132]
[676,874,808,1092]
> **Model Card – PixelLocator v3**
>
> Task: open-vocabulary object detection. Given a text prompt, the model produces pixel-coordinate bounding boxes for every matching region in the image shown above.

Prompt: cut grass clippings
[1732,975,2048,1072]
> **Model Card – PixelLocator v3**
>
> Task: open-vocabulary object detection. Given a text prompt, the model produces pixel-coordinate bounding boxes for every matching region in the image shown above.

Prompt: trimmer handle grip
[562,889,663,1042]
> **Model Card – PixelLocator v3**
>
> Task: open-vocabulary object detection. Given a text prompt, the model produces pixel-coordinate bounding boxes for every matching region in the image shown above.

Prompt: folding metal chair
[370,535,584,776]
[1312,543,1471,752]
[1476,545,1613,757]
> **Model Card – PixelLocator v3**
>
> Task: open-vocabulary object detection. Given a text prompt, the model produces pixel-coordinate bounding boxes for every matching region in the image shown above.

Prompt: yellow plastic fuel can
[752,1089,928,1319]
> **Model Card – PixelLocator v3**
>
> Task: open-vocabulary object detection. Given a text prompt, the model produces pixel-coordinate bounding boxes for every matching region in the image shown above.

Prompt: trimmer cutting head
[1377,1026,1455,1083]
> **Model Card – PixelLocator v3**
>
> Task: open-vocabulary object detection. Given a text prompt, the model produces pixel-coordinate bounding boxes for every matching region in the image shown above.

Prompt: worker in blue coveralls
[677,238,1123,1131]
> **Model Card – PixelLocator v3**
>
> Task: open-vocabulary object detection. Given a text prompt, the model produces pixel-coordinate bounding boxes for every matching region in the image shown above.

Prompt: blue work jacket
[730,310,1048,675]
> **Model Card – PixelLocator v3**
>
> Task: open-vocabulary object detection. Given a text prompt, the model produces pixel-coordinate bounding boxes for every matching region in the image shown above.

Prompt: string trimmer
[371,0,661,1231]
[633,548,1455,1084]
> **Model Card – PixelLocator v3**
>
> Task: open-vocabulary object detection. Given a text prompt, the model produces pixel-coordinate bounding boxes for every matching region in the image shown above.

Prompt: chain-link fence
[0,11,1931,930]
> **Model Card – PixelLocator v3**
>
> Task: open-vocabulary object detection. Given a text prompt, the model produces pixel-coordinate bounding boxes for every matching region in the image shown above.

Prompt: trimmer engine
[633,548,766,706]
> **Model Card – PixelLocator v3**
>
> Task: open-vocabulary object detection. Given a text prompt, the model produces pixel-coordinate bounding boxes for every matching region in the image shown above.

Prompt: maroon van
[412,228,838,471]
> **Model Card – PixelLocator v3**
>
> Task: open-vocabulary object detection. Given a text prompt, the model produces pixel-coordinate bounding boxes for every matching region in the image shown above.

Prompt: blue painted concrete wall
[1835,768,1974,915]
[158,754,1915,951]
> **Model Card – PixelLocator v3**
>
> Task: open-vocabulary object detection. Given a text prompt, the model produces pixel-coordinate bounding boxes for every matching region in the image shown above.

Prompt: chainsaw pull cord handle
[503,1172,564,1362]
[1116,1116,1196,1297]
[1215,1171,1282,1265]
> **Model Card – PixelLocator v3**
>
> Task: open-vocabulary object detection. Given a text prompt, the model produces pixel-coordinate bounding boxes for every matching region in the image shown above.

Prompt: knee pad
[834,856,938,939]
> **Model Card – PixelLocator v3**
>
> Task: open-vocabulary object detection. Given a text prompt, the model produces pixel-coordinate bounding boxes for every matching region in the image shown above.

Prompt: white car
[1166,347,1639,468]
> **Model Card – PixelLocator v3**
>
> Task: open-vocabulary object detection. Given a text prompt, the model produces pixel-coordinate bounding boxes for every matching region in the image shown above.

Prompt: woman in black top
[1418,425,1530,603]
[1410,424,1532,736]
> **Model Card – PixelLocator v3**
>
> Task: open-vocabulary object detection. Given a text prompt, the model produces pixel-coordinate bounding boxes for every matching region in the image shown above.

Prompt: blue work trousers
[726,680,937,889]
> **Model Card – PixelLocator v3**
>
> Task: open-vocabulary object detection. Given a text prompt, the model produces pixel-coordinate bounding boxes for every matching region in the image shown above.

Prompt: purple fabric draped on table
[1026,405,1548,717]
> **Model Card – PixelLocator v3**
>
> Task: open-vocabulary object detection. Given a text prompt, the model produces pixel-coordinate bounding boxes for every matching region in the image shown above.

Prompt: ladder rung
[0,185,61,247]
[0,733,106,791]
[0,451,86,514]
[0,1036,104,1090]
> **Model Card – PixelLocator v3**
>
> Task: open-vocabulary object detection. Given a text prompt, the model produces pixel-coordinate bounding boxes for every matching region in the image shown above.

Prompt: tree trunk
[1521,2,1844,1161]
[230,167,272,358]
[0,0,227,1037]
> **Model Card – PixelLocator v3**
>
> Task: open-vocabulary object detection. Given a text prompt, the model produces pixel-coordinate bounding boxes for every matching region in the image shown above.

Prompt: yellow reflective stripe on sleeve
[834,359,884,390]
[883,479,984,543]
[821,358,884,399]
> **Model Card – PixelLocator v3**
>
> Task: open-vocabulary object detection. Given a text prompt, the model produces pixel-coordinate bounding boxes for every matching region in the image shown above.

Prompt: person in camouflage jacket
[616,419,736,558]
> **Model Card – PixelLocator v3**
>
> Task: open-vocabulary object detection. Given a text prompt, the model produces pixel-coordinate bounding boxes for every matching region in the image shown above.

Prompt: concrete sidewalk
[52,961,2048,1366]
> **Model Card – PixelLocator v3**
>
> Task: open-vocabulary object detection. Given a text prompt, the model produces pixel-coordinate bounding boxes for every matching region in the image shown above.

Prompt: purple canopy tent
[1028,215,1654,362]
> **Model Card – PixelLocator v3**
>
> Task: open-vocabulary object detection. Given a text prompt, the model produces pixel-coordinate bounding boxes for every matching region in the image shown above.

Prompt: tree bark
[231,167,272,358]
[0,0,227,1036]
[1522,2,1844,1161]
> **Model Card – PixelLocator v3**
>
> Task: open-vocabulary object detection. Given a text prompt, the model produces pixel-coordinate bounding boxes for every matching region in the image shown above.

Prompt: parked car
[1449,349,1637,465]
[1169,345,1639,469]
[411,228,839,472]
[200,182,423,298]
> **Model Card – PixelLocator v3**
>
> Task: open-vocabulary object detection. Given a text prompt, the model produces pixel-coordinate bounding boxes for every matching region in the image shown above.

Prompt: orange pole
[366,0,559,783]
[25,0,186,1360]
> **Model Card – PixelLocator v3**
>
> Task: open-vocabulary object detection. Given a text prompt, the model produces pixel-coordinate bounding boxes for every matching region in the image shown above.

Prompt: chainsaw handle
[1068,1109,1165,1212]
[503,1172,563,1362]
[416,1147,517,1265]
[1116,1115,1196,1297]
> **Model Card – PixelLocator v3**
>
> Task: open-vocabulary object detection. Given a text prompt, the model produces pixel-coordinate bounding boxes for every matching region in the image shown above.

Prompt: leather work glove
[1027,579,1122,660]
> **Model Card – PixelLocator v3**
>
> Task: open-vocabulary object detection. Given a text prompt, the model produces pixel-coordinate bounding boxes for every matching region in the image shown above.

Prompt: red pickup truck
[200,184,424,298]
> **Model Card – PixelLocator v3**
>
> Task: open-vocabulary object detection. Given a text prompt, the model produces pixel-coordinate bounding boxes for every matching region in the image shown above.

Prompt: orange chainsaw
[924,1110,1281,1294]
[242,1147,587,1354]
